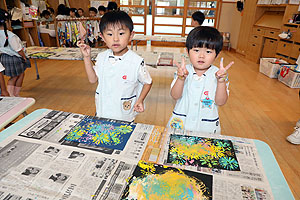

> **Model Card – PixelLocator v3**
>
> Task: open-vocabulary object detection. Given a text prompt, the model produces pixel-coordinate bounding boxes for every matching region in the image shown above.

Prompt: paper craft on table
[64,117,136,151]
[121,160,213,200]
[167,134,240,171]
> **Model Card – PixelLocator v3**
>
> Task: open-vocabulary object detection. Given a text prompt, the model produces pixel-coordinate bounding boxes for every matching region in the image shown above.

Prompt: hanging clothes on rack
[65,22,71,46]
[57,21,66,47]
[56,18,101,47]
[78,21,87,41]
[86,21,95,47]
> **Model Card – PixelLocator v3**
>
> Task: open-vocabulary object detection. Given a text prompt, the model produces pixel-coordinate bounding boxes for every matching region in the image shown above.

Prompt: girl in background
[0,62,8,96]
[0,8,31,97]
[78,8,84,18]
[70,8,79,18]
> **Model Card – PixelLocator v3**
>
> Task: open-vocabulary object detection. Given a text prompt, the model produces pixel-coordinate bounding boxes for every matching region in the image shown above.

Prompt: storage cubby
[238,2,299,64]
[275,23,300,64]
[0,0,39,47]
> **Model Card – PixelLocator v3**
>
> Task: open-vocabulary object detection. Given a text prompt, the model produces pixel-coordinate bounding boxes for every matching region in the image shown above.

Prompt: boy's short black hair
[107,2,118,11]
[64,7,70,16]
[78,8,84,12]
[186,26,223,56]
[89,7,98,14]
[98,5,106,12]
[100,10,133,34]
[57,4,65,15]
[192,11,205,26]
[41,10,50,17]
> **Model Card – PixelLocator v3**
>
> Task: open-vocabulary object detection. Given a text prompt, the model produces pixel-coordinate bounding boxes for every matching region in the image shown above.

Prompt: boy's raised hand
[174,56,189,80]
[215,57,234,83]
[77,41,91,58]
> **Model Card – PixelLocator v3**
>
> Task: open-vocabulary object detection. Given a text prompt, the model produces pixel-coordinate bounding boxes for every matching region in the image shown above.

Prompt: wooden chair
[221,32,231,51]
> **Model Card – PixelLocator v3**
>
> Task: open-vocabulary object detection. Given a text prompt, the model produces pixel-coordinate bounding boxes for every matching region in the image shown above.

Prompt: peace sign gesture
[215,57,234,83]
[174,56,189,80]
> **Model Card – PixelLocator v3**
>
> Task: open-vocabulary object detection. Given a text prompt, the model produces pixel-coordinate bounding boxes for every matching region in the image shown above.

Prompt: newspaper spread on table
[0,109,274,199]
[0,139,136,200]
[0,110,156,199]
[157,128,274,200]
[15,110,154,161]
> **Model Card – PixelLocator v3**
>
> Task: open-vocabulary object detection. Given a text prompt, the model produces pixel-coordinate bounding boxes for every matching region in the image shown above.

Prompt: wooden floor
[5,46,300,199]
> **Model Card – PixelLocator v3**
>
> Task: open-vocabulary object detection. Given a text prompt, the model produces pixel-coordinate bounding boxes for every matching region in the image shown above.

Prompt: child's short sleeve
[138,60,152,85]
[93,53,101,77]
[9,35,23,52]
[0,62,4,72]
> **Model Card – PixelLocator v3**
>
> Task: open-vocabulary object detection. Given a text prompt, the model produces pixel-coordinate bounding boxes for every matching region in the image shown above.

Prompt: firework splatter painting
[121,161,212,200]
[64,117,136,150]
[167,135,240,171]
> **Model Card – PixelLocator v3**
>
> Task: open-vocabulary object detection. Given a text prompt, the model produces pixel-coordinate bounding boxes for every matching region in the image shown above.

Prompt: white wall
[218,2,242,50]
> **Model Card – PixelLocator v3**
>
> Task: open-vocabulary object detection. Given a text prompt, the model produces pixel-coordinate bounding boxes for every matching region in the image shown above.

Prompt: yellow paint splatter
[171,141,225,160]
[127,171,209,200]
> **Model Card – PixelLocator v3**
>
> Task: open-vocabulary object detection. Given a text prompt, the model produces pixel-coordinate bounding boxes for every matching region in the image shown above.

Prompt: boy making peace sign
[168,26,234,134]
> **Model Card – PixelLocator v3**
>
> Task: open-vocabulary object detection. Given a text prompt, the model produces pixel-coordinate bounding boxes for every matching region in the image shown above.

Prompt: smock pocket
[121,80,138,115]
[121,95,137,115]
[168,111,186,130]
[201,117,220,134]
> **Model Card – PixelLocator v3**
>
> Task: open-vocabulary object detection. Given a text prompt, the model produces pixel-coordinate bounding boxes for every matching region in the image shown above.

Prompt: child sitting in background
[78,11,152,122]
[168,26,234,134]
[69,8,79,18]
[89,7,98,17]
[64,7,70,17]
[98,6,106,16]
[107,2,118,12]
[40,10,53,22]
[78,8,84,18]
[191,11,205,27]
[56,4,67,19]
[47,7,55,18]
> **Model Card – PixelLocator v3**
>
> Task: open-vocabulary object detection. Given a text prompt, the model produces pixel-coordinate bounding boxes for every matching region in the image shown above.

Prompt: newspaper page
[0,138,136,200]
[140,126,166,163]
[0,97,25,116]
[14,110,155,161]
[156,128,274,200]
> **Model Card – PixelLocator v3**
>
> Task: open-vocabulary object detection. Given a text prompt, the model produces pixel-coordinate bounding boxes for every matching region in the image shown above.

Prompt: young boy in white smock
[168,26,234,134]
[78,11,152,122]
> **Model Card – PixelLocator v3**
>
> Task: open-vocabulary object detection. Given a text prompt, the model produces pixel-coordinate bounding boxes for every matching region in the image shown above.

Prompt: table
[0,97,35,130]
[27,47,189,80]
[0,109,294,199]
[27,46,106,80]
[131,35,186,50]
